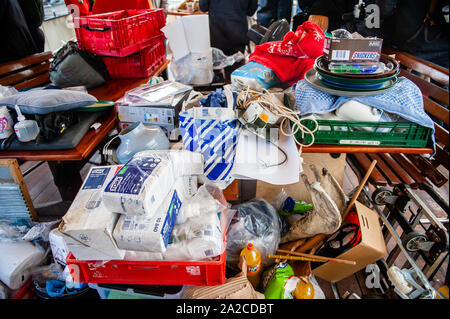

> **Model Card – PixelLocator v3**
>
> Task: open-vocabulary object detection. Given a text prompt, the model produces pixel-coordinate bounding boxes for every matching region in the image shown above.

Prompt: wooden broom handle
[342,159,377,221]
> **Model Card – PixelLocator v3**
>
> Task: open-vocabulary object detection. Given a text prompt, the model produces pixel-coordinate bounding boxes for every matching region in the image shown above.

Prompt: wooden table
[0,60,170,162]
[0,60,171,212]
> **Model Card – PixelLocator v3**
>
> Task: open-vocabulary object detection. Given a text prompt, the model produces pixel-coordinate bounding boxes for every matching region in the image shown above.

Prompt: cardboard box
[115,90,189,141]
[49,229,70,266]
[312,201,387,283]
[59,166,126,261]
[323,37,383,62]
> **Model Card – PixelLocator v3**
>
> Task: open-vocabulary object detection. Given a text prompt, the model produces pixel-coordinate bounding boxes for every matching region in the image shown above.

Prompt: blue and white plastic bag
[179,107,241,189]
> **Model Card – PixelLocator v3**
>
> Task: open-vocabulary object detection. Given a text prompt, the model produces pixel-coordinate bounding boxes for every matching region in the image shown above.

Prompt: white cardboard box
[59,166,126,261]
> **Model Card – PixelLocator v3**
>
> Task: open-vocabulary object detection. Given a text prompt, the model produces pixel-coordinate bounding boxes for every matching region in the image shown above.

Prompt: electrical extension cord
[235,87,318,152]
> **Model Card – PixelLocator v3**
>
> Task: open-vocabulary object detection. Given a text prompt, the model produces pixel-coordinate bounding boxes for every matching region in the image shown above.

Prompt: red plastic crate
[103,35,166,78]
[65,236,227,286]
[74,9,166,57]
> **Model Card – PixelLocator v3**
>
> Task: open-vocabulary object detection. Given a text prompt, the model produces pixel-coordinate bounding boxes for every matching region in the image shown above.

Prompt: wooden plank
[0,52,53,76]
[391,153,426,186]
[405,154,448,187]
[0,159,38,221]
[0,61,50,87]
[351,153,387,185]
[383,47,449,87]
[432,144,450,170]
[434,122,449,148]
[423,96,450,126]
[367,153,402,185]
[399,69,449,106]
[14,72,50,90]
[379,153,416,185]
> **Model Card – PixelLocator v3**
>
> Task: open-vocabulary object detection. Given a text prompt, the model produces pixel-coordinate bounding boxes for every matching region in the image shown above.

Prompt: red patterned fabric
[249,21,324,85]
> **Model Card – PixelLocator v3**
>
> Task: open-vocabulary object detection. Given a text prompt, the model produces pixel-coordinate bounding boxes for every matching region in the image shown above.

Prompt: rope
[235,87,319,152]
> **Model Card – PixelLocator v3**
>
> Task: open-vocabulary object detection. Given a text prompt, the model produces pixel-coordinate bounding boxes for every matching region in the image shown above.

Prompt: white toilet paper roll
[182,15,211,53]
[335,100,383,122]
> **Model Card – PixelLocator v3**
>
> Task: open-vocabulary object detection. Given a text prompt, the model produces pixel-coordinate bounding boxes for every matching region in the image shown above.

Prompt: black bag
[34,111,80,142]
[49,41,109,89]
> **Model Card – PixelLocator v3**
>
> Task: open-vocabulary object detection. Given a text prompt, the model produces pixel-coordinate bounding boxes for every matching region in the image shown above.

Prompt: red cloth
[249,21,325,85]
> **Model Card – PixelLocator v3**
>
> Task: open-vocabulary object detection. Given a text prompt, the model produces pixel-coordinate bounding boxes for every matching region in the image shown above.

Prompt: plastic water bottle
[240,243,262,289]
[13,105,39,142]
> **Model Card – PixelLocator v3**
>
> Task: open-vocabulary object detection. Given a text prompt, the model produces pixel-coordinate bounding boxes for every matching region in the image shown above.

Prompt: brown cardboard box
[312,201,387,283]
[323,37,383,62]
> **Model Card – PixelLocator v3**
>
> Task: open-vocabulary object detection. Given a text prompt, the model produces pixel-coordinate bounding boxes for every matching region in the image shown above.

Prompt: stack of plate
[305,54,400,97]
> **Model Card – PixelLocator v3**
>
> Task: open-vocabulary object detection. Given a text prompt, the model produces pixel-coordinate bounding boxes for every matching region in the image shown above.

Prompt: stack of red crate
[74,9,166,78]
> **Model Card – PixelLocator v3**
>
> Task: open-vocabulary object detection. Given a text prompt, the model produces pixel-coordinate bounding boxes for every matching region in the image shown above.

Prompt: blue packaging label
[82,167,111,190]
[105,157,161,195]
[159,190,182,248]
[351,51,378,60]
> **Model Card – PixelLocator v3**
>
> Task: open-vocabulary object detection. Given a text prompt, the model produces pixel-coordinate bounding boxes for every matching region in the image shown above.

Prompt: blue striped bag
[179,108,242,188]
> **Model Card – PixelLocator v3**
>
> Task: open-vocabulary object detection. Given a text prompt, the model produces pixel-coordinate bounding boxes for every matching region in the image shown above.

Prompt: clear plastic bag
[170,50,214,86]
[176,183,229,225]
[226,199,281,271]
[212,48,245,70]
[22,220,60,242]
[0,219,32,243]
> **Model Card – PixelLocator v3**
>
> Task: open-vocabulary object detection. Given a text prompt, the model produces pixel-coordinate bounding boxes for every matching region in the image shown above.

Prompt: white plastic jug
[116,122,170,164]
[13,105,40,142]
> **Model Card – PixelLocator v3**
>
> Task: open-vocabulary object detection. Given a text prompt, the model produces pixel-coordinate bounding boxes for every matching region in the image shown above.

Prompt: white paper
[162,15,211,60]
[231,128,300,185]
[181,15,211,53]
[162,19,190,60]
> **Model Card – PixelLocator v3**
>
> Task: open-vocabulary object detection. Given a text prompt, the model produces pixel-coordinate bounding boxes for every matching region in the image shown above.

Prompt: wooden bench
[0,51,53,89]
[349,48,449,211]
[347,49,449,285]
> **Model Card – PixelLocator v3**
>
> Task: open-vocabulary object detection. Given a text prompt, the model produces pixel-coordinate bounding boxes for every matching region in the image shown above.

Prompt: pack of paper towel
[56,149,233,262]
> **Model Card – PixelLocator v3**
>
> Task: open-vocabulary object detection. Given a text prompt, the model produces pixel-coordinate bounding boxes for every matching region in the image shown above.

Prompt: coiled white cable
[235,87,318,152]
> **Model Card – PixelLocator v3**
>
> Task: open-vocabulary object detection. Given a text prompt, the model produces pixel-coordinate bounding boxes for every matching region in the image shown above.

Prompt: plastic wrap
[226,199,281,271]
[22,220,60,242]
[0,219,31,243]
[176,183,229,225]
[122,184,234,262]
[102,150,203,216]
[113,176,196,253]
[170,50,214,86]
[212,48,245,70]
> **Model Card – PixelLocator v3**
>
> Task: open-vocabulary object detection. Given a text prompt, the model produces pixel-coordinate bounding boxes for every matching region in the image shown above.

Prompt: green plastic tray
[295,119,432,147]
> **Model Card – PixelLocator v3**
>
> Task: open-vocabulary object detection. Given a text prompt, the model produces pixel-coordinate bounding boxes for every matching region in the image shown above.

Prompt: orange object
[240,243,262,289]
[293,278,314,299]
[92,0,153,14]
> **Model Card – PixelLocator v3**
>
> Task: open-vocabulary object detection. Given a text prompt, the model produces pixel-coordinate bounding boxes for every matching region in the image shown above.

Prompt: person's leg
[257,0,278,27]
[277,0,293,23]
